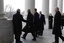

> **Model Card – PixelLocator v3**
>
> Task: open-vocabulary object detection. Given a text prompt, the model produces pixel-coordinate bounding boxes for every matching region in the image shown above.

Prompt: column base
[0,20,14,43]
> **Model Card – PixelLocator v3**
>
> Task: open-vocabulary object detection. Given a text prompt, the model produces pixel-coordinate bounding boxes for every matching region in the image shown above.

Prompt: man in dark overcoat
[52,7,64,43]
[22,9,36,41]
[13,9,26,43]
[38,11,46,36]
[34,8,39,37]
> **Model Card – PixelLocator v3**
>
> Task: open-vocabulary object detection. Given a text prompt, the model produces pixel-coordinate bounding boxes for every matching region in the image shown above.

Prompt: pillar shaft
[50,0,57,16]
[25,0,35,14]
[57,0,63,13]
[42,0,49,18]
[0,0,4,13]
[0,0,5,18]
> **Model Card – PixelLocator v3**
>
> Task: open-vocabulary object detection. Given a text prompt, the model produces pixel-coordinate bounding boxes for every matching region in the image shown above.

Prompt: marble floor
[13,19,64,43]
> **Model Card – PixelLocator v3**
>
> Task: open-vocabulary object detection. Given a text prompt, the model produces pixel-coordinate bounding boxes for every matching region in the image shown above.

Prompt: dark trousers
[35,30,39,37]
[35,26,39,37]
[61,26,63,29]
[49,21,53,29]
[15,34,21,43]
[23,32,36,39]
[55,35,64,43]
[38,29,44,36]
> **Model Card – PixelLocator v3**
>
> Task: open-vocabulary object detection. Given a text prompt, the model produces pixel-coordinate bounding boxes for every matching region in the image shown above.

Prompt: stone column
[25,0,35,14]
[0,0,4,13]
[0,20,13,43]
[42,0,49,18]
[0,0,5,18]
[0,0,14,43]
[50,0,57,16]
[57,0,63,13]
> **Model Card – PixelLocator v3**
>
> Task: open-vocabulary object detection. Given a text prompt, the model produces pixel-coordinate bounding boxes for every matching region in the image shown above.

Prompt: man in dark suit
[22,9,36,41]
[13,9,26,43]
[34,8,39,37]
[38,11,46,36]
[52,7,64,43]
[49,13,53,29]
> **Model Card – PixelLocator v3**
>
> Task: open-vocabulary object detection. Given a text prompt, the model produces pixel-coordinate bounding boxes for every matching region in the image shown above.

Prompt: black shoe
[52,42,58,43]
[22,37,26,40]
[16,41,22,43]
[20,41,22,43]
[32,39,36,41]
[52,42,56,43]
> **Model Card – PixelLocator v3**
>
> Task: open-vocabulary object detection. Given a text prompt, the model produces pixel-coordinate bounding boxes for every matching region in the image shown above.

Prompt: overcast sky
[4,0,25,12]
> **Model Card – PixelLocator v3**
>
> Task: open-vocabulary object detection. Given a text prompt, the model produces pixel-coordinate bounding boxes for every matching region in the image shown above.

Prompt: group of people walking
[22,9,46,41]
[13,8,45,43]
[13,7,64,43]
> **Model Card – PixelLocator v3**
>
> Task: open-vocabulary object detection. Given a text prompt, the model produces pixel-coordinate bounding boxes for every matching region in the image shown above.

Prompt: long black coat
[52,11,62,36]
[22,13,34,32]
[61,16,64,26]
[38,14,45,30]
[49,16,53,22]
[49,16,53,29]
[34,12,39,31]
[13,13,26,35]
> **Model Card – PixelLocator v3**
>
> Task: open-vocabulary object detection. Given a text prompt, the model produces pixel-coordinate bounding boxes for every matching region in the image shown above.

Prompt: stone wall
[0,19,13,43]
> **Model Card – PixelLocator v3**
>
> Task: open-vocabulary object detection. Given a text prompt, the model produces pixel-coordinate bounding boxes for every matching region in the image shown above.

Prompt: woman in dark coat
[52,7,64,43]
[22,9,36,41]
[49,14,53,29]
[13,9,26,43]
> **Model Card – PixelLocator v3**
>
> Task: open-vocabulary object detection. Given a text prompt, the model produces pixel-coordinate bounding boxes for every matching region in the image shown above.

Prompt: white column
[42,0,49,18]
[50,0,57,16]
[57,0,63,13]
[25,0,35,14]
[0,20,13,43]
[0,1,13,43]
[0,0,4,13]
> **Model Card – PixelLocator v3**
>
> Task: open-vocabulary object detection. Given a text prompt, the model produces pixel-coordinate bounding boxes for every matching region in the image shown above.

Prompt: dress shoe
[16,41,22,43]
[32,39,36,41]
[20,41,22,43]
[52,42,58,43]
[22,37,26,40]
